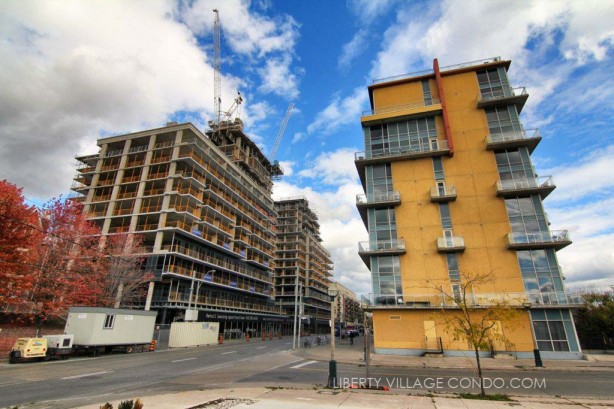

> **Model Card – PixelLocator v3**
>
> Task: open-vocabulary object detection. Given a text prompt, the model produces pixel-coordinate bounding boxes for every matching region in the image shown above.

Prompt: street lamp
[327,283,339,388]
[522,301,543,367]
[187,269,215,321]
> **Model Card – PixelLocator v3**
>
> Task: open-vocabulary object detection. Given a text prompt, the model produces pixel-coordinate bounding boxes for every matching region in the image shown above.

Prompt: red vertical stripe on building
[433,58,454,156]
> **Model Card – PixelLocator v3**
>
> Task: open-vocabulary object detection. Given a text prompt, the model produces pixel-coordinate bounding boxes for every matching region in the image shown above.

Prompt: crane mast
[213,9,221,125]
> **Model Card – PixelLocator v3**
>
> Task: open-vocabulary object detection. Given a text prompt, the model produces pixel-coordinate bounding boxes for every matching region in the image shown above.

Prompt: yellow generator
[9,338,47,363]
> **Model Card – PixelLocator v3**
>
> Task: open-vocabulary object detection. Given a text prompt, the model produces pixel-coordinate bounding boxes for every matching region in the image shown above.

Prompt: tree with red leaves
[0,180,42,313]
[29,197,108,335]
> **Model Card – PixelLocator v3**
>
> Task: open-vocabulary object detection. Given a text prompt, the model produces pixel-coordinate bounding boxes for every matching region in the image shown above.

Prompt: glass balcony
[496,176,556,199]
[477,86,529,113]
[356,191,401,227]
[358,239,406,268]
[507,230,571,251]
[430,185,457,202]
[366,291,583,308]
[436,236,465,253]
[355,140,450,183]
[486,128,541,153]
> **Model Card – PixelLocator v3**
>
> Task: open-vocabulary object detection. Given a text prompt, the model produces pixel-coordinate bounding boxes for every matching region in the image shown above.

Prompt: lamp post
[187,269,215,322]
[327,283,338,388]
[523,301,543,367]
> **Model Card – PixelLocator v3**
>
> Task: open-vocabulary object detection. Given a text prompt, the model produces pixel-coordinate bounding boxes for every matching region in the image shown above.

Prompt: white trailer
[64,306,157,355]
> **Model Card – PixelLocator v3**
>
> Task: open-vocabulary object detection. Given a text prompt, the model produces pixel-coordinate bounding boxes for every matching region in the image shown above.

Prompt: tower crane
[213,9,221,125]
[270,103,294,161]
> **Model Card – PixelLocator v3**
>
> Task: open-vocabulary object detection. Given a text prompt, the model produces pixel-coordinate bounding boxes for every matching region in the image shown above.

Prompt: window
[477,67,510,99]
[367,164,393,200]
[439,203,452,229]
[421,79,433,105]
[103,314,116,329]
[531,310,575,352]
[432,157,445,181]
[368,208,397,244]
[505,197,548,237]
[485,106,521,135]
[517,249,565,303]
[371,256,402,305]
[366,117,437,156]
[446,254,460,281]
[495,148,534,184]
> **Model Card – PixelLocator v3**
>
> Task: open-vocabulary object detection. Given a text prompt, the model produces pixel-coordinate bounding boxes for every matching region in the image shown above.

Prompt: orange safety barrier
[269,333,273,340]
[218,335,224,345]
[246,334,251,342]
[261,332,265,341]
[149,340,157,351]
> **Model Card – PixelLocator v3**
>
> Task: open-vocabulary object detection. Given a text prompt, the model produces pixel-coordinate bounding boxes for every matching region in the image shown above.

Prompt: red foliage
[28,197,108,325]
[0,180,42,311]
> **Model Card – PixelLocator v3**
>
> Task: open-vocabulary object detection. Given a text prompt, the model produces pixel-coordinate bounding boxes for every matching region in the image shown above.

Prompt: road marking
[290,360,318,369]
[61,371,113,380]
[221,351,237,355]
[171,357,197,363]
[257,346,267,349]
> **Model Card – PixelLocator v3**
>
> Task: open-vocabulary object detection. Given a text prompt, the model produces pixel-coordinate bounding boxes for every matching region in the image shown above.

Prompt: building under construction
[72,120,289,333]
[273,197,333,335]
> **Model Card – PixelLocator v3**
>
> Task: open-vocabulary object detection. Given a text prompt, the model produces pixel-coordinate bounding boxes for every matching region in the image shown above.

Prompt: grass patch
[459,393,512,401]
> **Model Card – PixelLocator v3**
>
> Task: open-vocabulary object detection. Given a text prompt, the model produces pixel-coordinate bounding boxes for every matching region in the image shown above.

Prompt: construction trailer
[65,306,157,355]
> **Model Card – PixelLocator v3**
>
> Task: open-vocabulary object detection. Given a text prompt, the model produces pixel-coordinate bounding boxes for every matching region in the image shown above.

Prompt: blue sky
[0,0,613,296]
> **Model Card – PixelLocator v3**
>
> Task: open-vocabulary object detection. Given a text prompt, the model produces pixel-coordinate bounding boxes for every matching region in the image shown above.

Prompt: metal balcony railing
[358,239,406,253]
[486,128,541,153]
[478,86,527,103]
[507,230,571,250]
[496,176,555,199]
[430,185,457,202]
[355,139,449,161]
[356,191,401,205]
[366,291,583,308]
[436,236,465,252]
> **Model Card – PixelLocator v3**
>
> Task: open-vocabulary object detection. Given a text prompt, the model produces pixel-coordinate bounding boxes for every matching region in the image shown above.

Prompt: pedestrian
[349,330,356,345]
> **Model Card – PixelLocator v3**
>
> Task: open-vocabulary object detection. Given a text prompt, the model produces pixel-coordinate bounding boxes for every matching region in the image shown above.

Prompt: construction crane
[270,103,294,161]
[213,9,221,125]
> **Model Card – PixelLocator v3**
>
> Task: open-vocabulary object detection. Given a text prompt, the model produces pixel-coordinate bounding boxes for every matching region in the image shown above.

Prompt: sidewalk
[74,386,614,409]
[294,335,614,372]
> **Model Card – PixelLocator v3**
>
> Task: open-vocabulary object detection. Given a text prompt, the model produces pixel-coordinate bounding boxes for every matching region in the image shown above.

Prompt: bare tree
[100,233,153,308]
[427,270,521,397]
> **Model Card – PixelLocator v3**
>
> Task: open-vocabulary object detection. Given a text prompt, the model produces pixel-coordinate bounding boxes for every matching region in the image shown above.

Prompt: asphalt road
[1,338,613,409]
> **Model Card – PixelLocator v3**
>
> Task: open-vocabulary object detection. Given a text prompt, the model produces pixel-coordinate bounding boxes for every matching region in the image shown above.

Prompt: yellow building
[356,57,582,359]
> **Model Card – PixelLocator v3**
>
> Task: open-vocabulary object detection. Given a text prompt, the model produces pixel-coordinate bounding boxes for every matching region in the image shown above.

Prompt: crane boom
[213,9,221,125]
[270,103,294,161]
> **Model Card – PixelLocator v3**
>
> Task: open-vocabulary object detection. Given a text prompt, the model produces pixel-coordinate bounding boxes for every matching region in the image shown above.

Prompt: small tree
[427,270,521,397]
[100,233,153,308]
[0,179,42,313]
[573,291,614,350]
[28,197,109,335]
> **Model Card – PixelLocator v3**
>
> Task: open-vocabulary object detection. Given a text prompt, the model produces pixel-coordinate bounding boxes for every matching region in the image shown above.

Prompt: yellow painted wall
[369,68,531,352]
[372,81,426,109]
[373,309,534,353]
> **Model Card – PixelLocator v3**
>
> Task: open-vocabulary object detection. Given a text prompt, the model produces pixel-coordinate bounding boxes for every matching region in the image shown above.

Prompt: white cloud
[179,0,299,58]
[307,87,367,136]
[557,234,614,290]
[539,145,614,205]
[257,55,300,99]
[291,132,305,144]
[298,148,360,187]
[338,29,368,70]
[347,0,397,25]
[0,0,213,199]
